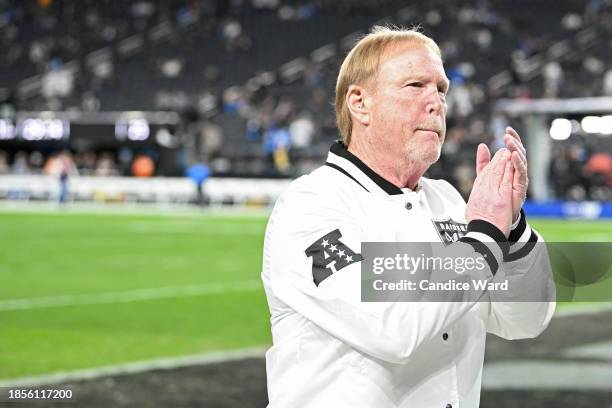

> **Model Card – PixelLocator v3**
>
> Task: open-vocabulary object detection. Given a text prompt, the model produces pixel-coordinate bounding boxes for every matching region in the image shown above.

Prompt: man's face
[367,42,449,168]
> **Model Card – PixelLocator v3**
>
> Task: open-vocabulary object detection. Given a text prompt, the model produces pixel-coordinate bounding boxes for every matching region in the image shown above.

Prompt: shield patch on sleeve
[305,229,363,286]
[432,218,467,245]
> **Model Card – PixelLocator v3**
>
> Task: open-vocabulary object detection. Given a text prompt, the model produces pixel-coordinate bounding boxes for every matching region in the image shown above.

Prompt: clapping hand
[474,127,528,223]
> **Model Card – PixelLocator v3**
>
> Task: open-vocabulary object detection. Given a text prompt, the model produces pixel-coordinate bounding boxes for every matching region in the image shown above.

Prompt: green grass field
[0,210,610,379]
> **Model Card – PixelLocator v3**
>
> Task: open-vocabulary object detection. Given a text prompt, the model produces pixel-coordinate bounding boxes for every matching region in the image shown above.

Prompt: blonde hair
[335,26,441,145]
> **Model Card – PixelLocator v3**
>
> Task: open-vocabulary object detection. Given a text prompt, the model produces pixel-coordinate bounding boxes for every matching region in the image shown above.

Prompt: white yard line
[3,284,611,314]
[483,360,612,390]
[0,347,268,388]
[0,280,262,311]
[562,340,612,360]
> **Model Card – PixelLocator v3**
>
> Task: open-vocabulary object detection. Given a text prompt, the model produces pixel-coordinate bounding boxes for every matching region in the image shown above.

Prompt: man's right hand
[465,146,514,237]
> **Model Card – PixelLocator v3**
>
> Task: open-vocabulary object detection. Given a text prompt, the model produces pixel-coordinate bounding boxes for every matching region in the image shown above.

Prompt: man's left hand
[504,126,528,222]
[476,127,528,223]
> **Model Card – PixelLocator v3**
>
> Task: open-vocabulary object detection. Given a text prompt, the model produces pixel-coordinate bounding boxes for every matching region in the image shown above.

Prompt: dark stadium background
[0,0,611,406]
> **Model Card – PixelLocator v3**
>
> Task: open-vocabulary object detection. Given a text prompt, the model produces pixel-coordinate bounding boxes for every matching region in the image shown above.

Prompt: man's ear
[346,84,370,126]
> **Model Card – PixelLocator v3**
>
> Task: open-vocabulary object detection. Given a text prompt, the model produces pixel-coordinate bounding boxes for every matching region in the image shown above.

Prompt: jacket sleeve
[264,180,508,364]
[486,210,557,339]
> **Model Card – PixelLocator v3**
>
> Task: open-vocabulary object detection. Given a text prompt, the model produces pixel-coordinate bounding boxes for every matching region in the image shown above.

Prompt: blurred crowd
[0,149,110,176]
[0,148,161,178]
[0,0,611,201]
[549,144,612,202]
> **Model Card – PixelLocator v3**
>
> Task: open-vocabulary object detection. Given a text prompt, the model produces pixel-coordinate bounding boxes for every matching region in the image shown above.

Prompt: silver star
[345,255,353,262]
[329,244,337,252]
[337,249,345,257]
[321,239,329,248]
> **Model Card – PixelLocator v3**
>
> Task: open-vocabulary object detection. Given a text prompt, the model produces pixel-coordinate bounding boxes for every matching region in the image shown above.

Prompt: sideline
[483,360,612,390]
[0,347,268,388]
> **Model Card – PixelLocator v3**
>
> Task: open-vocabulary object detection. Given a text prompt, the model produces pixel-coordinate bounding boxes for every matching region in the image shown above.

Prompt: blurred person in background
[95,152,119,177]
[549,145,588,200]
[602,64,612,96]
[263,123,291,175]
[584,151,612,187]
[45,150,79,204]
[28,151,44,174]
[584,151,612,200]
[75,151,97,176]
[12,151,30,174]
[543,61,563,98]
[0,150,9,174]
[289,110,315,149]
[131,154,155,178]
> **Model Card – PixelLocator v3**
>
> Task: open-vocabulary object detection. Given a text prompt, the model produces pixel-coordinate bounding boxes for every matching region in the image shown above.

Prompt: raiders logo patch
[432,218,467,245]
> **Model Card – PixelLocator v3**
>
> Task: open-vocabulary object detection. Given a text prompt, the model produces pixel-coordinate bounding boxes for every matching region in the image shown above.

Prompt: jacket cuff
[505,210,539,262]
[508,209,526,242]
[458,220,509,275]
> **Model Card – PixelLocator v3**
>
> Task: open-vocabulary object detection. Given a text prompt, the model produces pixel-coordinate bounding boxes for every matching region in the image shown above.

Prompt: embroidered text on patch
[432,218,467,245]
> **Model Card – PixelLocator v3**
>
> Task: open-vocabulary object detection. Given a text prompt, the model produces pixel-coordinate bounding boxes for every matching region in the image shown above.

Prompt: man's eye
[406,82,423,87]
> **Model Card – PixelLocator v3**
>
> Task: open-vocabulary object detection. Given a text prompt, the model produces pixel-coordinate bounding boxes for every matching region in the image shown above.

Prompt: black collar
[330,141,404,195]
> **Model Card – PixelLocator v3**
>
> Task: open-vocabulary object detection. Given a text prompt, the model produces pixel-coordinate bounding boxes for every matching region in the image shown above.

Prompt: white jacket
[262,142,556,408]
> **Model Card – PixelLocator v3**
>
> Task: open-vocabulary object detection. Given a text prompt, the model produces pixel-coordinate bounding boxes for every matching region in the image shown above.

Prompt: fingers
[479,148,513,193]
[507,136,527,179]
[476,143,491,176]
[501,154,514,191]
[505,134,526,161]
[466,147,513,236]
[504,126,526,149]
[506,126,522,144]
[489,148,510,183]
[511,150,528,188]
[504,127,528,180]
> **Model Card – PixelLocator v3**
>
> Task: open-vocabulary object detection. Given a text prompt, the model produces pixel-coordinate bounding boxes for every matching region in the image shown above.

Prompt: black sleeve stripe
[467,220,506,243]
[324,162,370,193]
[508,209,527,243]
[459,236,499,275]
[505,230,538,262]
[466,220,510,257]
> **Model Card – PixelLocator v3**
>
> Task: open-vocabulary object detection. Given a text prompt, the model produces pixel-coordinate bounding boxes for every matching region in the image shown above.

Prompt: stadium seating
[0,0,610,201]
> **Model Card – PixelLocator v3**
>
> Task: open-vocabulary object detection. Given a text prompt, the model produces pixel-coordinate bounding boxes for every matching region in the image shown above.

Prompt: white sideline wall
[0,175,293,205]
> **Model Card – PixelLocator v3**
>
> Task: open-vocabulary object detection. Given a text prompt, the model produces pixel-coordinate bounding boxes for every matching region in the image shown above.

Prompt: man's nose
[425,88,443,114]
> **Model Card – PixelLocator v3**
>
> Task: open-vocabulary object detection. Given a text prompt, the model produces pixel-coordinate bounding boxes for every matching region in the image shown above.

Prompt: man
[261,26,555,408]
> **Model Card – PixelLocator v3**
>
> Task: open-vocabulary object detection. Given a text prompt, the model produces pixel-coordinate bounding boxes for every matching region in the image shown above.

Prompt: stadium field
[0,210,610,380]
